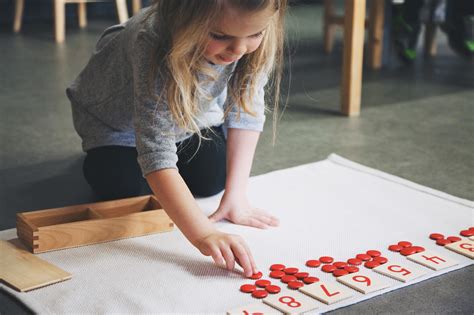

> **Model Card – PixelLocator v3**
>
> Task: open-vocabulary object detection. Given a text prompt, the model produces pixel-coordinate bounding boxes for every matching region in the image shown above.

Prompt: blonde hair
[147,0,287,140]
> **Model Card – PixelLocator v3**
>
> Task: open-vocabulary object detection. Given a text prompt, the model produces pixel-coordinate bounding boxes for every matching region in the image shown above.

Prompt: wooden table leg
[368,0,385,69]
[341,0,366,116]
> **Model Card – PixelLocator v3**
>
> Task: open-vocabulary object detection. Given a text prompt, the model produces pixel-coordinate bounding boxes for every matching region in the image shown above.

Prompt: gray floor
[1,3,473,314]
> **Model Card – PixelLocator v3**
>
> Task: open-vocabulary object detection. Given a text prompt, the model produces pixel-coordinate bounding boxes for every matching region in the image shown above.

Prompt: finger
[209,245,225,267]
[239,240,258,274]
[231,242,253,277]
[252,213,279,227]
[253,209,280,226]
[220,245,236,271]
[240,217,268,229]
[208,208,227,223]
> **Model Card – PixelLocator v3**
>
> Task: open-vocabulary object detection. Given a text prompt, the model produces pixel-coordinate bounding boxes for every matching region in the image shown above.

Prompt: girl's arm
[146,169,257,276]
[208,128,279,228]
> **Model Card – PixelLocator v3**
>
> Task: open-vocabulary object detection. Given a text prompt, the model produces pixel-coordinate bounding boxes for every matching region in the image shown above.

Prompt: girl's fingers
[241,217,268,229]
[220,245,236,271]
[231,242,253,277]
[239,239,258,274]
[253,209,280,226]
[209,245,225,267]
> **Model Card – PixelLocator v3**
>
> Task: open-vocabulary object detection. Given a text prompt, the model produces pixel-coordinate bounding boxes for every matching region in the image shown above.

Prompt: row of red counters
[428,233,463,246]
[388,241,425,257]
[353,249,389,269]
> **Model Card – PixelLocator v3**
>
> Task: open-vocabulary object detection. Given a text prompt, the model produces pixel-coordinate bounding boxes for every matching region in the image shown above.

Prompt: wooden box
[16,195,174,253]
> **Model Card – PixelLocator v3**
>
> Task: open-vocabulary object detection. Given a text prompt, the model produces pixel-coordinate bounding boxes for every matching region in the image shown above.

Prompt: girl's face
[204,5,275,65]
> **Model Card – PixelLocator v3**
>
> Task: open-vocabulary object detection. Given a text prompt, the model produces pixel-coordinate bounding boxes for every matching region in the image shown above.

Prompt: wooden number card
[444,239,474,259]
[263,289,320,314]
[336,271,391,294]
[407,250,458,271]
[373,263,428,282]
[299,281,353,305]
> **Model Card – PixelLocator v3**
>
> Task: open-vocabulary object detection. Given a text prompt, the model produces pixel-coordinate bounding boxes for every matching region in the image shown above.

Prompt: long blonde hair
[147,0,287,140]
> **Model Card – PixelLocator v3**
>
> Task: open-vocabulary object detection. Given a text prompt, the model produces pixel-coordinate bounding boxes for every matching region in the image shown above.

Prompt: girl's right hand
[194,231,257,277]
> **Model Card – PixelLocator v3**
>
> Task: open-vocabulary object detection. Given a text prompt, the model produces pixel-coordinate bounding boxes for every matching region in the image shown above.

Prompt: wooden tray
[17,195,174,253]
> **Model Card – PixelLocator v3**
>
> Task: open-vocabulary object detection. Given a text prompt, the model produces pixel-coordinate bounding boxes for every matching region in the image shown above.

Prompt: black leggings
[83,126,226,200]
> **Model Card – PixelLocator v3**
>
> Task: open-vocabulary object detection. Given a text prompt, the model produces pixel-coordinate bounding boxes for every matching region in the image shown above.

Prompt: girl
[67,0,287,277]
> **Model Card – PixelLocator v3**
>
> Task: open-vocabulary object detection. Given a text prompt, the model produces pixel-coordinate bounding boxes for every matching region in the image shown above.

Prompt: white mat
[1,154,473,314]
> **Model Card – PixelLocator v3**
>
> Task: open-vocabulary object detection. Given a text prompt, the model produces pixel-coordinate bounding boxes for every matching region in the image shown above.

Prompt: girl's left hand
[208,191,279,229]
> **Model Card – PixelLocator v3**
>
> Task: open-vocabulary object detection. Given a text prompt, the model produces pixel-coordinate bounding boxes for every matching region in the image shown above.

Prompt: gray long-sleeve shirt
[67,8,267,176]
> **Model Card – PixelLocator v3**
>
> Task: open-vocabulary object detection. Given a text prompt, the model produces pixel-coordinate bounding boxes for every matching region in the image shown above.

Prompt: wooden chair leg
[78,2,87,28]
[116,0,129,23]
[341,0,366,116]
[13,0,25,33]
[367,0,385,69]
[323,0,336,54]
[54,0,66,43]
[132,0,142,15]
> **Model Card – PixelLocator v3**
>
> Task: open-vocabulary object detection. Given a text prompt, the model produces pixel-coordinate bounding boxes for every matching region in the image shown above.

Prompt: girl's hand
[194,231,257,277]
[208,191,279,229]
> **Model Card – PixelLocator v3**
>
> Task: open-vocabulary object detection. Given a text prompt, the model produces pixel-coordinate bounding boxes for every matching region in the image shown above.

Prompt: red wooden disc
[269,270,285,279]
[333,269,349,277]
[436,239,452,246]
[252,289,268,299]
[364,261,381,269]
[255,279,271,288]
[347,258,363,265]
[295,272,309,279]
[303,276,319,284]
[249,271,263,279]
[288,281,304,290]
[398,241,413,248]
[306,260,321,268]
[319,256,334,264]
[447,236,462,242]
[265,285,281,294]
[373,256,388,264]
[356,254,372,261]
[366,250,381,257]
[284,267,299,275]
[429,233,444,240]
[333,261,348,269]
[411,246,425,253]
[388,244,403,252]
[281,275,297,283]
[400,247,418,256]
[240,284,257,293]
[321,264,337,273]
[460,229,474,237]
[270,264,285,271]
[344,265,359,273]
